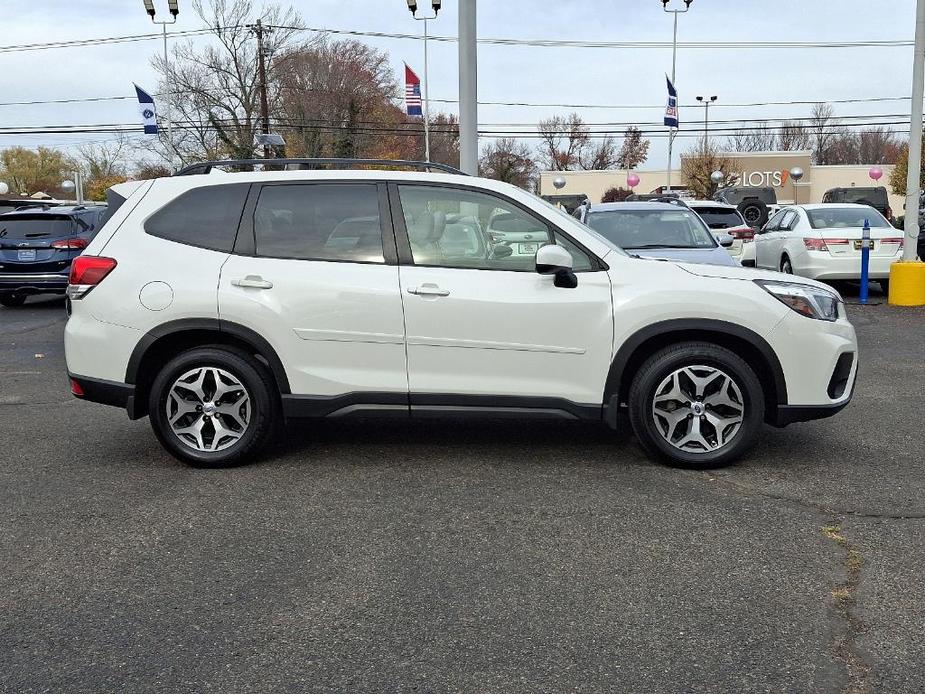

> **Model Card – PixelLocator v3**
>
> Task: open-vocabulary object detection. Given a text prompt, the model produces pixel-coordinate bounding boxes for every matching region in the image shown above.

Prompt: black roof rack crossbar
[174,158,466,177]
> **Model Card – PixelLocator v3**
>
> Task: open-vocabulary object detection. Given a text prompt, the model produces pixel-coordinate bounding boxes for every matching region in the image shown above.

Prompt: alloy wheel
[166,366,251,452]
[651,365,745,453]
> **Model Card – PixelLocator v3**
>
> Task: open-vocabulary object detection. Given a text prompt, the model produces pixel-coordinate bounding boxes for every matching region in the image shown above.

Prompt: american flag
[405,64,423,117]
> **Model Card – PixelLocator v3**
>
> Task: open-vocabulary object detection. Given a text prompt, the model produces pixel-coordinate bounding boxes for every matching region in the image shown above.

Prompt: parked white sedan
[754,204,903,291]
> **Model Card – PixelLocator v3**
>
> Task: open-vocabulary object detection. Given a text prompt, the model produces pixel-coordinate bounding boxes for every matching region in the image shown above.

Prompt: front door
[391,183,613,409]
[218,181,408,401]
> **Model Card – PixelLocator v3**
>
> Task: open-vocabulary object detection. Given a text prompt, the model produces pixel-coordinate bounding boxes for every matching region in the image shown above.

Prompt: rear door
[390,182,613,409]
[754,209,785,268]
[218,181,408,402]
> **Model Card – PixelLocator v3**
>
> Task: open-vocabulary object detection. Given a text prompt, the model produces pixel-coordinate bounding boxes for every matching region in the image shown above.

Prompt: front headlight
[755,280,841,321]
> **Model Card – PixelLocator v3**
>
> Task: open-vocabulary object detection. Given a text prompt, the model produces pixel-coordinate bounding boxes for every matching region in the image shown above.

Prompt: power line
[0,28,224,54]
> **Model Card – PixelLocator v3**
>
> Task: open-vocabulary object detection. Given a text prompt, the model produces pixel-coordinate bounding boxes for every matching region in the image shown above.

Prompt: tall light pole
[696,95,717,148]
[143,0,179,168]
[407,1,442,163]
[662,0,692,193]
[458,0,478,175]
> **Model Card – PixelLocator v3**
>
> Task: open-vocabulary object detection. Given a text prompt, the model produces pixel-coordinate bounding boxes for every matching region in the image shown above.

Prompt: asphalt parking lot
[2,289,924,693]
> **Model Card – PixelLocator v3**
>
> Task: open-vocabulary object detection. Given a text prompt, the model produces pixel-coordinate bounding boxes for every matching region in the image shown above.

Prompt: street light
[696,95,717,147]
[662,0,693,193]
[406,1,442,163]
[143,0,179,168]
[789,166,804,204]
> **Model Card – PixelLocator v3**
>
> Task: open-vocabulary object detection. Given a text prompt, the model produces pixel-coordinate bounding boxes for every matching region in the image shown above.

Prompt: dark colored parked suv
[714,186,778,229]
[0,204,107,307]
[822,186,892,221]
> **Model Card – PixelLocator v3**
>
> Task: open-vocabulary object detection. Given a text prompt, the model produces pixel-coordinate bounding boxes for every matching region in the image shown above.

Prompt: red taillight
[70,378,84,397]
[728,226,755,241]
[883,237,904,248]
[67,256,117,299]
[803,238,828,251]
[51,238,89,250]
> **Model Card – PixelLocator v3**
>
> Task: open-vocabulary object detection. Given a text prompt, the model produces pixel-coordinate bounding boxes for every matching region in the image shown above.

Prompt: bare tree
[681,138,737,199]
[616,126,650,170]
[777,120,811,151]
[537,113,589,170]
[76,137,129,181]
[479,138,537,189]
[578,136,619,170]
[809,103,847,165]
[151,0,303,165]
[727,122,777,152]
[858,127,902,164]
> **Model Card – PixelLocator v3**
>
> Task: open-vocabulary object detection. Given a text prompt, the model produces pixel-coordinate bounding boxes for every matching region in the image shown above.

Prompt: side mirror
[717,233,734,248]
[536,244,577,289]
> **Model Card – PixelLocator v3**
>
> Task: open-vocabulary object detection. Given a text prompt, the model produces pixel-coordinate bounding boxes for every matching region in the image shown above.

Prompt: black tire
[0,293,27,307]
[780,256,794,274]
[148,347,278,468]
[878,279,890,296]
[738,199,769,228]
[628,342,765,469]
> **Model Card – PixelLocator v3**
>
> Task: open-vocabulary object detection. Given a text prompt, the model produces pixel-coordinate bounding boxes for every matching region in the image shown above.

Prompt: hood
[631,246,739,267]
[674,260,838,293]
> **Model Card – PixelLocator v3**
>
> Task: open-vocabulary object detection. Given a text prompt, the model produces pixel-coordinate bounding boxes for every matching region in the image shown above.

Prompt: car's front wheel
[148,347,278,467]
[628,342,765,468]
[0,293,27,307]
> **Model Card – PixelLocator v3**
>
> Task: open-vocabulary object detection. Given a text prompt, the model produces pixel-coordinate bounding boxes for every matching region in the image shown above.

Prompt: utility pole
[903,0,925,262]
[458,0,478,175]
[250,19,273,159]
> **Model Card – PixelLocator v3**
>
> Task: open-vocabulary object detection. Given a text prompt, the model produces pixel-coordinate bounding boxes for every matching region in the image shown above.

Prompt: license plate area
[17,250,36,261]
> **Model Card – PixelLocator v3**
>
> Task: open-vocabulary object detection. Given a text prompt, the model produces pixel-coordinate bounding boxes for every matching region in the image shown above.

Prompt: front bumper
[767,309,858,425]
[0,273,69,294]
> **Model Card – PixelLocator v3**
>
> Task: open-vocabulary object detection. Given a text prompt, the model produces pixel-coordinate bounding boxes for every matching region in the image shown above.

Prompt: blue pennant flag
[134,84,158,135]
[664,76,679,129]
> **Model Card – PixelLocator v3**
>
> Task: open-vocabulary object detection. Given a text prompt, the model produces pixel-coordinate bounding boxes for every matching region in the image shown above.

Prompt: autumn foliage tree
[681,139,737,199]
[0,146,73,196]
[478,138,537,189]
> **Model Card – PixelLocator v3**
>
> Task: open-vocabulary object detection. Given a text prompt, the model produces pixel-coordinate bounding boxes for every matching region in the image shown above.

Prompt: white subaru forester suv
[65,160,858,469]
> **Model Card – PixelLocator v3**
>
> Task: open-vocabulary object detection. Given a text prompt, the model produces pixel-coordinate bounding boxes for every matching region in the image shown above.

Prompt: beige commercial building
[540,151,901,212]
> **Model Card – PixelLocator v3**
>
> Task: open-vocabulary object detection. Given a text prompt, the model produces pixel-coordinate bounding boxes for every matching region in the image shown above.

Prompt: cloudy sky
[0,0,919,170]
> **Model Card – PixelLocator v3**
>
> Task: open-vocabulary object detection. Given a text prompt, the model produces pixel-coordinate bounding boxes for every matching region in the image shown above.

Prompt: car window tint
[145,183,249,252]
[0,216,75,240]
[779,211,797,231]
[254,184,383,263]
[553,232,593,271]
[398,185,553,271]
[806,206,891,229]
[695,207,744,229]
[586,209,716,250]
[763,211,785,232]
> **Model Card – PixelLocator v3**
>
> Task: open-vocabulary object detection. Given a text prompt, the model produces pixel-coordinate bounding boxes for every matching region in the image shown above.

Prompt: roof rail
[625,194,690,208]
[174,158,467,177]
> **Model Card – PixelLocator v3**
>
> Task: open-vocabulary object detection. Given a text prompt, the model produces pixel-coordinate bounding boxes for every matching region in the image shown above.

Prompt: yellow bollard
[888,260,925,306]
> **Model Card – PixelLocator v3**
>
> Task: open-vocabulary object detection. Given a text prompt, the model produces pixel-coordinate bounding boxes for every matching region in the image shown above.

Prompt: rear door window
[695,207,745,229]
[145,183,249,252]
[253,183,384,263]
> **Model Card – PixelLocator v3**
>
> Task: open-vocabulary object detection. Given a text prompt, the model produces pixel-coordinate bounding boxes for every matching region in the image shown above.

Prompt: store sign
[735,169,791,188]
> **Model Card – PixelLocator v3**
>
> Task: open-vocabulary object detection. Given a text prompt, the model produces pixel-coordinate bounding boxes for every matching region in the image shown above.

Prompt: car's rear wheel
[628,342,765,468]
[878,278,890,296]
[780,256,793,274]
[0,293,27,307]
[148,347,278,468]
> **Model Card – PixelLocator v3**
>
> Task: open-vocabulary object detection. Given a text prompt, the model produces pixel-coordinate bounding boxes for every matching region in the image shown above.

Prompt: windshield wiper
[624,244,699,249]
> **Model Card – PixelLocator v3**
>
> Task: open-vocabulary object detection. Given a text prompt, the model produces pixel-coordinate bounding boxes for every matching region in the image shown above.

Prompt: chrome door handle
[407,284,450,297]
[231,275,273,289]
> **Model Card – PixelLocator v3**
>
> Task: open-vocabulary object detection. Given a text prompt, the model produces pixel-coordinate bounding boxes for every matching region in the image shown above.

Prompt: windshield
[694,207,744,229]
[807,207,890,229]
[528,193,628,255]
[586,208,718,250]
[0,216,76,241]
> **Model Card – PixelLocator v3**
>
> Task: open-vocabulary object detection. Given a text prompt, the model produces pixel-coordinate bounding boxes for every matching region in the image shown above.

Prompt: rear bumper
[796,251,900,280]
[69,373,136,415]
[0,273,69,294]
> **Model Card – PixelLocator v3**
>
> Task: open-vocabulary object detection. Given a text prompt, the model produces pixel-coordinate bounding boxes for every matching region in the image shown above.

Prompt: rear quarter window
[145,183,249,252]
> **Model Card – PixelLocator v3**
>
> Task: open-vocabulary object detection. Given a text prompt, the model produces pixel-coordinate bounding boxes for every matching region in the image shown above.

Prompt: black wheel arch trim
[125,317,291,394]
[604,318,789,411]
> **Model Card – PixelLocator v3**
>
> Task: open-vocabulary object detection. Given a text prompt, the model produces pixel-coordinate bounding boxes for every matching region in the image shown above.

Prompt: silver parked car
[574,200,738,266]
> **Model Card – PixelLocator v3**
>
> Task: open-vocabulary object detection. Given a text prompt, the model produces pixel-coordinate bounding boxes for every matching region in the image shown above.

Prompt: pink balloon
[869,166,883,181]
[627,173,640,188]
